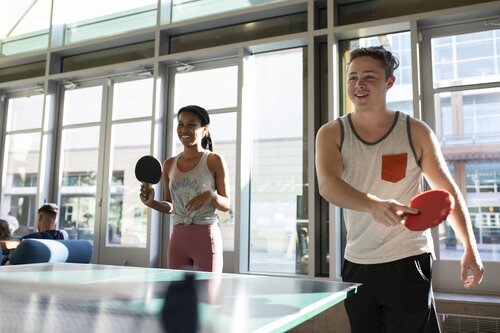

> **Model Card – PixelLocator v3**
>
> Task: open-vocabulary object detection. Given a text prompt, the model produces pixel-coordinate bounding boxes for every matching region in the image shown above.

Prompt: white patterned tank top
[168,150,218,225]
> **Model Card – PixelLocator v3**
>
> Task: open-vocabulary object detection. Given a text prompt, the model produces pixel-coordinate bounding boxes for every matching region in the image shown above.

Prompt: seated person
[21,203,66,240]
[0,218,17,265]
[0,219,11,241]
[6,212,19,235]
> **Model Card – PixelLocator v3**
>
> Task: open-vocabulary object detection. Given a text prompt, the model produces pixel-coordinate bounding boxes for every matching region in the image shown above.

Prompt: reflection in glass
[0,0,51,56]
[169,12,307,54]
[464,162,500,253]
[52,0,157,45]
[59,127,100,242]
[431,31,500,262]
[1,94,44,236]
[0,61,46,83]
[112,78,154,120]
[107,122,152,247]
[6,95,44,131]
[63,86,103,125]
[247,48,307,274]
[174,66,238,111]
[62,41,154,73]
[434,88,500,146]
[1,133,41,236]
[107,78,155,247]
[210,113,236,249]
[431,28,500,88]
[170,0,287,23]
[466,162,500,194]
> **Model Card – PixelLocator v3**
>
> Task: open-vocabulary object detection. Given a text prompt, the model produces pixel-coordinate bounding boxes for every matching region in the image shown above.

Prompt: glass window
[1,95,45,236]
[247,48,307,274]
[58,78,156,250]
[465,162,500,194]
[0,0,51,56]
[59,86,104,242]
[107,121,152,247]
[442,162,500,262]
[52,0,157,46]
[0,62,46,84]
[430,30,500,264]
[62,86,103,125]
[172,65,237,251]
[456,30,492,43]
[435,88,500,145]
[168,0,288,24]
[169,12,307,54]
[59,126,100,241]
[1,133,42,236]
[205,113,237,250]
[432,28,500,88]
[6,95,44,131]
[433,46,453,63]
[173,66,238,111]
[457,59,495,78]
[456,41,493,60]
[62,42,154,73]
[112,78,154,120]
[108,78,155,247]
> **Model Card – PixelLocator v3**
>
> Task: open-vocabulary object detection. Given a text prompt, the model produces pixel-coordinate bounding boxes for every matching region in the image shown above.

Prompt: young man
[315,46,484,332]
[21,203,66,240]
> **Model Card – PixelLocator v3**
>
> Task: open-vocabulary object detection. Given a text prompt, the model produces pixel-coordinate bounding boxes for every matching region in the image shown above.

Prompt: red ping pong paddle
[135,155,162,186]
[404,189,455,231]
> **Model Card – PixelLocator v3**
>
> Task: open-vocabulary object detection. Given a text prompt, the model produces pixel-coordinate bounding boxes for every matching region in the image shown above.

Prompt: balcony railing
[471,213,500,244]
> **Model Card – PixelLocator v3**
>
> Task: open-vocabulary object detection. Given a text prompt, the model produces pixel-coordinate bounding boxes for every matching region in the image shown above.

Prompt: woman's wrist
[210,190,217,203]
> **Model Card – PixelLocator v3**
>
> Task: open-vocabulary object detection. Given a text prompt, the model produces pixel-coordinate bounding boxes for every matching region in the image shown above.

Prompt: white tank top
[339,111,434,264]
[168,150,218,225]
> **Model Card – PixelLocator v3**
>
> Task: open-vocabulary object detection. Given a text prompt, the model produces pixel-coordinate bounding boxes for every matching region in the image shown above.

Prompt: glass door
[58,76,158,266]
[246,48,308,275]
[168,58,238,269]
[1,92,46,237]
[59,85,103,244]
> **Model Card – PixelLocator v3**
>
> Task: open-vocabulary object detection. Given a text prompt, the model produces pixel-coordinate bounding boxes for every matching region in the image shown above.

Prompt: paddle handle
[140,182,155,203]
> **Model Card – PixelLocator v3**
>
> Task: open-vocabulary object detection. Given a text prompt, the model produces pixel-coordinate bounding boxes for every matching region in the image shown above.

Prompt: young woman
[140,105,230,272]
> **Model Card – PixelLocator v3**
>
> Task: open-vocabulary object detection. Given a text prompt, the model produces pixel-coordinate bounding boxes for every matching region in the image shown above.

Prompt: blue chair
[8,239,93,265]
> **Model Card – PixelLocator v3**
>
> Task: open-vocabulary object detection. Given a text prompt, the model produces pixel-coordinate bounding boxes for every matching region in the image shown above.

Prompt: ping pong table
[0,263,358,333]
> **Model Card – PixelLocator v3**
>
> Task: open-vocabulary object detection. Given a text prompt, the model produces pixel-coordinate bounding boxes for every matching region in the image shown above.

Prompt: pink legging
[167,223,223,273]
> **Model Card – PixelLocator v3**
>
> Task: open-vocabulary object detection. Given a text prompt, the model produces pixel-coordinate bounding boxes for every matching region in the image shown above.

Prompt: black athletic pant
[342,253,440,333]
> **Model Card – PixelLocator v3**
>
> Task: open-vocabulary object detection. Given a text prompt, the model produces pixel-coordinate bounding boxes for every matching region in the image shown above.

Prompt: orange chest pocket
[381,153,407,183]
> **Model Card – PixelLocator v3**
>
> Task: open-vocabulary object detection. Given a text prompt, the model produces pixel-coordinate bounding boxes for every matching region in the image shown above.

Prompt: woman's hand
[140,184,155,206]
[185,190,215,213]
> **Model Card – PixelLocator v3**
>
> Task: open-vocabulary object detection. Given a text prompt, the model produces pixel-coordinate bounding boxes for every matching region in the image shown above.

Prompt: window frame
[420,18,500,294]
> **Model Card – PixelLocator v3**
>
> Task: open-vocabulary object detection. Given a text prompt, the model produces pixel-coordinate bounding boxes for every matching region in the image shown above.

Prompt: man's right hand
[367,194,418,227]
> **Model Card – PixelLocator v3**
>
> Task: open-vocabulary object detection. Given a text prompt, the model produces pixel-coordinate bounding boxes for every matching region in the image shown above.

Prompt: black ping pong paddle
[135,155,162,186]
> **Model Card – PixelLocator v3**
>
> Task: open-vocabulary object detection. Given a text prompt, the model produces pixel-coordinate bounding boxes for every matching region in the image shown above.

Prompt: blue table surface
[0,263,358,333]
